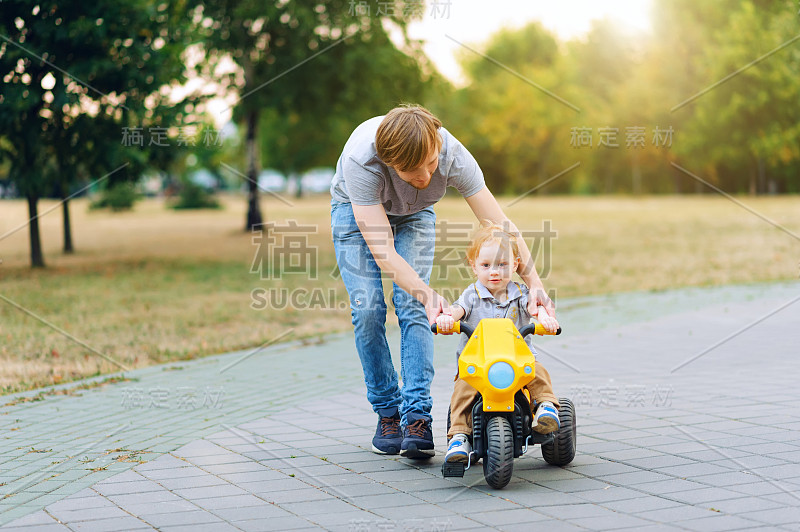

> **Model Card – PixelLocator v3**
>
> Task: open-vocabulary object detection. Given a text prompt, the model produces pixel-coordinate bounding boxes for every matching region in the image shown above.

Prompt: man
[330,105,556,458]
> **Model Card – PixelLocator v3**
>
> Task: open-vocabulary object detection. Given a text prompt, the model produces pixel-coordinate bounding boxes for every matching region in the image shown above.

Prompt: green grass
[1,194,797,393]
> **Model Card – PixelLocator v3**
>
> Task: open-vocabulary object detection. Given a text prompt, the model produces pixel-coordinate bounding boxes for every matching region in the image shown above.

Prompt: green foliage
[0,1,203,265]
[429,3,800,195]
[89,182,139,212]
[170,181,221,210]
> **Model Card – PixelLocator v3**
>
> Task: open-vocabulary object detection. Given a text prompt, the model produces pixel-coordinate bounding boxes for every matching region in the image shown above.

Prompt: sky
[405,0,653,84]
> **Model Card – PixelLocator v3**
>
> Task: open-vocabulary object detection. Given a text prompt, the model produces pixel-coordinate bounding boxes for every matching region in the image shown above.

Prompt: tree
[0,1,198,267]
[197,0,432,229]
[652,0,800,194]
[439,22,582,195]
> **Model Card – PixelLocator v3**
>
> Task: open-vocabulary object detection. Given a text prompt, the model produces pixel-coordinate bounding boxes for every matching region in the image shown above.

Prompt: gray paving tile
[344,492,422,509]
[689,471,764,487]
[137,466,209,481]
[154,474,228,490]
[2,510,60,527]
[0,525,73,532]
[235,515,316,531]
[676,514,767,532]
[92,480,166,497]
[437,496,521,513]
[213,503,293,521]
[171,484,249,499]
[45,495,115,512]
[602,495,682,513]
[140,510,224,528]
[700,496,784,514]
[634,478,708,495]
[600,470,674,485]
[569,513,656,530]
[119,499,200,516]
[184,453,252,467]
[567,462,643,477]
[468,508,550,526]
[105,490,184,506]
[665,486,748,504]
[654,462,731,478]
[158,523,241,532]
[362,469,441,483]
[47,505,131,523]
[190,493,266,510]
[635,505,723,522]
[733,506,800,526]
[259,487,330,504]
[535,503,620,519]
[306,510,400,527]
[412,486,492,504]
[328,481,398,498]
[237,477,312,495]
[500,488,586,507]
[279,497,359,515]
[572,485,644,503]
[372,504,458,521]
[536,477,615,492]
[66,515,154,531]
[622,455,696,469]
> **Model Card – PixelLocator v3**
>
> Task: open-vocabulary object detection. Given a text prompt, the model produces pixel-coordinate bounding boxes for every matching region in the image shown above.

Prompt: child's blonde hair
[465,221,520,265]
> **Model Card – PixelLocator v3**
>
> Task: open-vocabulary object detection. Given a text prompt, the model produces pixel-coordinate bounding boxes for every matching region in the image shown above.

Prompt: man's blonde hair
[375,105,442,172]
[466,221,520,265]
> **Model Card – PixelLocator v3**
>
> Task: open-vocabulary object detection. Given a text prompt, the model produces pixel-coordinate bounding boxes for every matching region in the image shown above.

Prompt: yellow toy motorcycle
[431,318,576,489]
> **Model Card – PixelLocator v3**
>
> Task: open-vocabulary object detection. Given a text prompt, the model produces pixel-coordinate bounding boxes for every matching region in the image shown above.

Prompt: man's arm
[351,204,449,323]
[464,187,557,319]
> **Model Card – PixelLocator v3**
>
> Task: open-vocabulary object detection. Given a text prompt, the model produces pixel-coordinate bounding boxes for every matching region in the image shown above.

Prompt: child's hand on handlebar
[535,305,560,334]
[436,313,456,334]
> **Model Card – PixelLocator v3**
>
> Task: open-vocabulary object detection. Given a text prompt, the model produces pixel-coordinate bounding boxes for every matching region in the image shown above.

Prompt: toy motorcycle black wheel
[484,415,514,489]
[541,397,576,466]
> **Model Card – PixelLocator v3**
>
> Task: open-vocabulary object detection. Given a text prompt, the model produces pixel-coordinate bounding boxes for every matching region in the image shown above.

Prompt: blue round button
[487,361,515,389]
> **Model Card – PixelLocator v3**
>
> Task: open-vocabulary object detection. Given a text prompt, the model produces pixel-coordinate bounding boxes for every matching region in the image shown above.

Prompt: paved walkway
[1,281,799,531]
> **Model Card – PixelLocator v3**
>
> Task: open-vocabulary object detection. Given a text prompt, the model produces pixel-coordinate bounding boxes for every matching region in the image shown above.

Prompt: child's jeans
[447,361,559,439]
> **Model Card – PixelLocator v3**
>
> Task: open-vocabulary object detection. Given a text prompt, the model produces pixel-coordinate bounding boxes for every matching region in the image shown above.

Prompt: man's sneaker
[445,434,472,463]
[371,410,402,455]
[400,418,435,459]
[533,402,560,434]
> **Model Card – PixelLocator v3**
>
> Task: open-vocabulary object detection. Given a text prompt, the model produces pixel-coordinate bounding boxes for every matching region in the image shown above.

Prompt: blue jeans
[331,201,436,426]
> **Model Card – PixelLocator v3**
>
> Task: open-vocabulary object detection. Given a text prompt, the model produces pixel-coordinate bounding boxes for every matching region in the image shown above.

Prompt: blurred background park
[1,0,798,394]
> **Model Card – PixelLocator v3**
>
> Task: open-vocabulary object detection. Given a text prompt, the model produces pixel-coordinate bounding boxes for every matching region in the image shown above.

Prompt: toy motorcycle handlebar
[431,321,561,337]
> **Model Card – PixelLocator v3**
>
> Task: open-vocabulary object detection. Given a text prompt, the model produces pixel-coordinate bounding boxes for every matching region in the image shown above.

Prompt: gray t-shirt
[453,281,537,359]
[330,116,486,215]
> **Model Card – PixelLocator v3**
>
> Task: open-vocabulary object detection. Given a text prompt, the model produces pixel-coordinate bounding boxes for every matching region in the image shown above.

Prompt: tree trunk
[61,185,74,254]
[245,109,263,231]
[631,151,642,195]
[294,174,303,199]
[27,193,45,268]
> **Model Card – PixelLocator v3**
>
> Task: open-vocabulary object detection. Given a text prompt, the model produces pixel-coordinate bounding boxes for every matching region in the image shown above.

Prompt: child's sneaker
[371,409,402,455]
[445,434,472,463]
[533,402,560,434]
